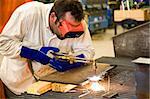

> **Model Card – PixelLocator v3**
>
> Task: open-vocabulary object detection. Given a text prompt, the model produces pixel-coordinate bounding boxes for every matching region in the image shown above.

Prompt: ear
[49,12,57,23]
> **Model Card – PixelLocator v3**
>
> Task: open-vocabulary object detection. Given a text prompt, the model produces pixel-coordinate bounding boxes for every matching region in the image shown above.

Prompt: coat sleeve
[72,20,95,59]
[0,8,29,58]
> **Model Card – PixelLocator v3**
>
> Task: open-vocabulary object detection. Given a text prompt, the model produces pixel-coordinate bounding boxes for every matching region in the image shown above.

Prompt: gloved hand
[20,46,59,65]
[20,46,85,72]
[40,47,60,58]
[49,54,85,72]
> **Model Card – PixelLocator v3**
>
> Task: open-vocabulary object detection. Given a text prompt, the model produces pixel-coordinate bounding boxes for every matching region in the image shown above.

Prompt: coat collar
[45,3,54,28]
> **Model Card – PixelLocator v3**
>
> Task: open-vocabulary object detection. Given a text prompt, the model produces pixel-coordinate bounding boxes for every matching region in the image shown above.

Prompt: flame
[88,76,102,81]
[90,81,105,92]
[88,76,105,92]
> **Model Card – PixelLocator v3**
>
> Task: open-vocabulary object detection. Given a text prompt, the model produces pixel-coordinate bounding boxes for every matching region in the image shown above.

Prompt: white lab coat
[0,1,95,95]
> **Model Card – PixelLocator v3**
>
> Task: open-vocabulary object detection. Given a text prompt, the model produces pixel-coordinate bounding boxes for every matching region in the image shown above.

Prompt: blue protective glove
[49,54,85,72]
[20,46,85,72]
[20,46,59,65]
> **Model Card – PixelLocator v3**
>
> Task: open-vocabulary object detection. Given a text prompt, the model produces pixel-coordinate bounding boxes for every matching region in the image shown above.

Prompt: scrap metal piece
[102,91,119,98]
[78,90,90,98]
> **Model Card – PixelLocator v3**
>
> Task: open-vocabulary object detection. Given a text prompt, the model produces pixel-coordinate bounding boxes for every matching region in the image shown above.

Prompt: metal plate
[113,22,150,58]
[39,63,113,84]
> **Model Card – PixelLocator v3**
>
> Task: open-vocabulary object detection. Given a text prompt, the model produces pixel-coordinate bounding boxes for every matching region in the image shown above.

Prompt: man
[0,0,95,98]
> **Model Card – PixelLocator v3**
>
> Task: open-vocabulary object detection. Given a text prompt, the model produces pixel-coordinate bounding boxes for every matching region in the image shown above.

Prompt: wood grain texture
[26,81,52,95]
[52,83,77,92]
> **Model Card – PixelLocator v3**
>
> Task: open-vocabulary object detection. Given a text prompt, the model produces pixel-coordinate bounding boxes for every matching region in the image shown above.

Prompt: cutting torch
[48,52,94,64]
[47,51,97,74]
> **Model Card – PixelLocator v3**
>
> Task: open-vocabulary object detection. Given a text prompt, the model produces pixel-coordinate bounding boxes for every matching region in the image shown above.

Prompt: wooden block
[114,8,150,22]
[52,83,77,92]
[26,81,52,95]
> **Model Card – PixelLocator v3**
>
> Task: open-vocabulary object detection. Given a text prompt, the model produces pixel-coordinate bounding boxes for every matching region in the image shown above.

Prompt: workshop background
[0,0,150,99]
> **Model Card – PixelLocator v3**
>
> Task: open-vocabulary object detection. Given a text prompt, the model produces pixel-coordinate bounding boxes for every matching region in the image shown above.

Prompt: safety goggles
[58,20,84,39]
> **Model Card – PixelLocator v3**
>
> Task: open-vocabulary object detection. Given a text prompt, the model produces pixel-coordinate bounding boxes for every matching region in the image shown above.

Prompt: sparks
[88,76,102,81]
[90,81,105,91]
[88,76,105,92]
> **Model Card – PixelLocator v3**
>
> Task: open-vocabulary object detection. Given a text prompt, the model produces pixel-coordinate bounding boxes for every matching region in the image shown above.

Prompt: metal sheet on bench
[39,63,113,84]
[96,56,137,67]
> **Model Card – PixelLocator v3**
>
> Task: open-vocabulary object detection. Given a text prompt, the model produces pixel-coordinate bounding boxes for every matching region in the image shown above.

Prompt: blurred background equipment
[0,0,55,33]
[0,0,32,32]
[114,0,150,29]
[80,0,115,34]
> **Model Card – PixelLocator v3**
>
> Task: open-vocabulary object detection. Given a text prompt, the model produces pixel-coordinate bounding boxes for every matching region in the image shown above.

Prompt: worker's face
[49,12,84,40]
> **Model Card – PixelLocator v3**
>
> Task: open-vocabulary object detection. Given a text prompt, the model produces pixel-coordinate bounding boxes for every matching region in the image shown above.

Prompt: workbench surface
[24,66,136,99]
